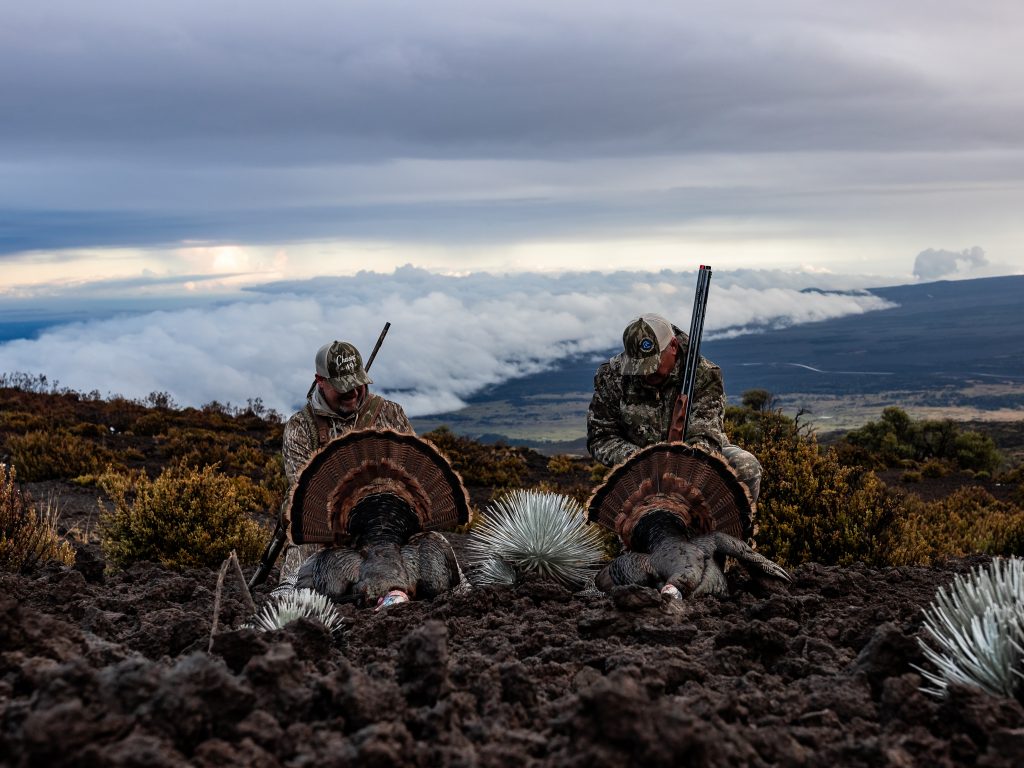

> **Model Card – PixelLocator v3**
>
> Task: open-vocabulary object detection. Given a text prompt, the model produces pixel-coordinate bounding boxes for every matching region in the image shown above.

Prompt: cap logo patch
[335,354,357,368]
[639,338,654,352]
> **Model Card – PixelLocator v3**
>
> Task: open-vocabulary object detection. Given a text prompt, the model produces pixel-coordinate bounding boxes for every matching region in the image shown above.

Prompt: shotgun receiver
[669,266,712,441]
[248,322,391,590]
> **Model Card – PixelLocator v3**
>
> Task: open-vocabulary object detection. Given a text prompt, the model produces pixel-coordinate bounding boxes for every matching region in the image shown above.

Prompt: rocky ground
[3,499,1023,767]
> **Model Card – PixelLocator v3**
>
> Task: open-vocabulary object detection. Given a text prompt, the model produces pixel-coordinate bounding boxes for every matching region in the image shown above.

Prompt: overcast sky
[1,0,1022,296]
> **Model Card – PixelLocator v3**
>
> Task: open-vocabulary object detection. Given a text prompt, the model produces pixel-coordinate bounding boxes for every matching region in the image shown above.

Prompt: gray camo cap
[315,341,373,393]
[620,314,675,376]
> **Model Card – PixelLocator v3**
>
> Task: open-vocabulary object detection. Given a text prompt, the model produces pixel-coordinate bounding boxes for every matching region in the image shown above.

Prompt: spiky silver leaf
[470,555,518,587]
[466,489,604,589]
[914,556,1024,699]
[247,588,346,635]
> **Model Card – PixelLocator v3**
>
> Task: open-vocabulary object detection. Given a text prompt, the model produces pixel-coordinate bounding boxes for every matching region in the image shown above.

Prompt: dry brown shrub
[884,486,1024,566]
[131,412,170,436]
[0,411,47,432]
[4,430,111,482]
[546,454,576,476]
[0,464,75,572]
[157,427,268,476]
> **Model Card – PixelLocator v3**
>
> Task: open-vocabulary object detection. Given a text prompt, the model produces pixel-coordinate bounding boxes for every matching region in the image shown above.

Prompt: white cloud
[912,246,990,281]
[0,267,894,416]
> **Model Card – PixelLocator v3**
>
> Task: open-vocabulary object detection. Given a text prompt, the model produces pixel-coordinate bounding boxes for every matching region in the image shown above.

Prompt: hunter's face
[318,378,364,414]
[644,340,678,385]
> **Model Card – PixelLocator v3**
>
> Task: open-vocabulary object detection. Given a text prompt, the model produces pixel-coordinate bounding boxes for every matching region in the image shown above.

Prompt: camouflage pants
[721,443,761,543]
[721,443,761,502]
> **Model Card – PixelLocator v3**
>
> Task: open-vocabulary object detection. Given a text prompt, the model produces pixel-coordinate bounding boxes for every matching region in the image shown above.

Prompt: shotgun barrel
[678,266,712,438]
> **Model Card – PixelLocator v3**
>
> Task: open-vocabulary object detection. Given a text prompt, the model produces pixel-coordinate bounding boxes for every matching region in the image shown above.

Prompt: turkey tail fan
[290,430,472,545]
[586,443,752,550]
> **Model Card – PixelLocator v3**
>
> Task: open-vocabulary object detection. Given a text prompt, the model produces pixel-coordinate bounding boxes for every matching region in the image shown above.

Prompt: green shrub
[0,464,75,572]
[424,427,527,488]
[4,430,110,481]
[841,407,1003,473]
[952,431,1002,474]
[1000,464,1024,507]
[98,462,268,569]
[901,471,923,484]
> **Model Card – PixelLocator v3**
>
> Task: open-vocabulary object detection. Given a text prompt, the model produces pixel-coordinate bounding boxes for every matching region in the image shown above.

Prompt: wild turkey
[587,443,790,598]
[288,429,471,608]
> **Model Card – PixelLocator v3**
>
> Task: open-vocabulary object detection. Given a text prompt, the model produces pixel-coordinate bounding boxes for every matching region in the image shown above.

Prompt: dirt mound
[3,542,1022,767]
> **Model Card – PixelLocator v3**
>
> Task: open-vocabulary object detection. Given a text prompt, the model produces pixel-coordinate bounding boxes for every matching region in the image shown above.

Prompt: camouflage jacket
[282,388,414,487]
[587,327,727,467]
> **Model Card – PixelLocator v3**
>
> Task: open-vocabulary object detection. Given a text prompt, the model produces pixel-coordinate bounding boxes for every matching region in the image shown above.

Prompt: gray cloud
[0,267,894,416]
[912,247,989,281]
[2,2,1022,271]
[4,2,1020,161]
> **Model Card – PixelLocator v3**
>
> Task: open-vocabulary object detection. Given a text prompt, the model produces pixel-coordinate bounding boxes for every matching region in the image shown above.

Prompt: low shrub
[728,394,1024,568]
[589,462,609,484]
[734,410,901,567]
[131,412,170,437]
[98,462,268,569]
[0,464,75,572]
[158,427,268,476]
[69,422,108,438]
[258,455,289,513]
[841,407,1003,473]
[0,411,47,432]
[547,454,576,476]
[4,430,111,482]
[921,459,953,479]
[884,487,1024,566]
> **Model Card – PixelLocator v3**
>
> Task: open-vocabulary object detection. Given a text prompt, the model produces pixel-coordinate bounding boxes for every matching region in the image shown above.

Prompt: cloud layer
[0,268,894,416]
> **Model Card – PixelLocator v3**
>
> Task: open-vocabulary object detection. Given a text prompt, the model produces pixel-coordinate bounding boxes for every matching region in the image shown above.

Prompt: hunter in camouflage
[282,340,413,486]
[278,340,414,588]
[587,314,762,534]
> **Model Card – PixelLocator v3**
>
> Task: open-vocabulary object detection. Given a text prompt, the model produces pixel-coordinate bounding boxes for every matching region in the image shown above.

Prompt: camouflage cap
[620,314,675,376]
[314,341,373,393]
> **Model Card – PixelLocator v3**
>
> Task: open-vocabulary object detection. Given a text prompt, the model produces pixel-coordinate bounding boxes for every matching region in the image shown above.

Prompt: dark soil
[3,481,1023,767]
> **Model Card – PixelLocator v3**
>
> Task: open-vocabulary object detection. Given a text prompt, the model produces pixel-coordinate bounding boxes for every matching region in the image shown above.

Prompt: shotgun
[669,266,712,441]
[248,322,391,590]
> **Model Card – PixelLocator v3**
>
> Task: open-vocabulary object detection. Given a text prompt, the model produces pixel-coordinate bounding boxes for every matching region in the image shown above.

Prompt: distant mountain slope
[414,274,1024,445]
[710,273,1024,398]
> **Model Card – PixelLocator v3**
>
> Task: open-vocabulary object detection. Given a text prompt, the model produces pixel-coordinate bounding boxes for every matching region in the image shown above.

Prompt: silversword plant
[916,556,1024,700]
[247,588,345,635]
[466,489,604,589]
